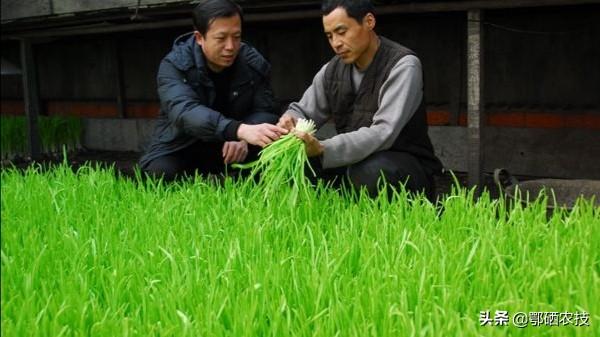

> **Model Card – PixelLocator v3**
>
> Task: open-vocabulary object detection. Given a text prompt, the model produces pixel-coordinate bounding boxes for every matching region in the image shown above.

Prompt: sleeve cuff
[223,120,243,141]
[285,109,305,121]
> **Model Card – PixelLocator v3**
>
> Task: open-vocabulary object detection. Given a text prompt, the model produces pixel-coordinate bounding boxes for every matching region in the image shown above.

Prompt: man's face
[195,14,242,72]
[323,7,374,66]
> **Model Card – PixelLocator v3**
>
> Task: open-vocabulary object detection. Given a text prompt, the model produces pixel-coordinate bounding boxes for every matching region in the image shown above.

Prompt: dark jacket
[140,32,275,168]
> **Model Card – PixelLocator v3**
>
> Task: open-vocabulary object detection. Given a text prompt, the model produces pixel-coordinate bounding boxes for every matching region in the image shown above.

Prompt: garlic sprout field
[1,164,598,336]
[1,116,82,160]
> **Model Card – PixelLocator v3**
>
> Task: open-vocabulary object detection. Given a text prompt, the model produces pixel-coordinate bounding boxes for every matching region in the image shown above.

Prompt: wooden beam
[376,0,599,14]
[449,16,464,126]
[467,9,484,189]
[20,38,42,160]
[113,39,127,118]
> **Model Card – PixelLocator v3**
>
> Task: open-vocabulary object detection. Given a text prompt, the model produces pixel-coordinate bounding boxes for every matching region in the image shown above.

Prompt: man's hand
[237,123,288,147]
[293,130,324,157]
[277,113,297,131]
[222,141,248,164]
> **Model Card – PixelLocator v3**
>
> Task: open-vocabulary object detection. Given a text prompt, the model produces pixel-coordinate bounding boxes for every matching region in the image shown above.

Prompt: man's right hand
[237,123,288,147]
[277,113,297,131]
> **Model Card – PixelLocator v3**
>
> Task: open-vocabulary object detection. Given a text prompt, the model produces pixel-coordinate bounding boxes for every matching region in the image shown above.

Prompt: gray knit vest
[323,36,442,174]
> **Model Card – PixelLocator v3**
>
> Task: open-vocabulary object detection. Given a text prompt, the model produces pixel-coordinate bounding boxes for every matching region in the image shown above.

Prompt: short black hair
[321,0,375,23]
[192,0,244,35]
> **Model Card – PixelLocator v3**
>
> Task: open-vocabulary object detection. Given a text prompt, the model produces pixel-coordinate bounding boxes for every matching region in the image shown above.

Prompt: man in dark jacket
[278,0,443,200]
[140,0,287,180]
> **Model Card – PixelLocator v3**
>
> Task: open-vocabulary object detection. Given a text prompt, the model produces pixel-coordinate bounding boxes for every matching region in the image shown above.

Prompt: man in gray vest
[278,0,443,199]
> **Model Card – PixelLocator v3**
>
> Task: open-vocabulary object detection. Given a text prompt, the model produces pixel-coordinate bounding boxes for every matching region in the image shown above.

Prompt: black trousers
[144,112,279,181]
[310,151,436,201]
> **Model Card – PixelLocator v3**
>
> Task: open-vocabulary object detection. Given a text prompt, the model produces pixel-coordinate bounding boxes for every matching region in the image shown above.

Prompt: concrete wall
[1,0,190,21]
[82,118,156,152]
[1,0,52,21]
[82,119,600,179]
[429,126,600,179]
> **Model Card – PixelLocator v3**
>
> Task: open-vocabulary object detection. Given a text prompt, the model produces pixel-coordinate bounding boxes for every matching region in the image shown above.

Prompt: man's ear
[364,13,376,30]
[194,31,204,45]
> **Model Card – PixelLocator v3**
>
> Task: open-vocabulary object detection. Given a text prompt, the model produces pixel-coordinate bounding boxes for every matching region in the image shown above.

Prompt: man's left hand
[293,131,324,157]
[223,141,249,164]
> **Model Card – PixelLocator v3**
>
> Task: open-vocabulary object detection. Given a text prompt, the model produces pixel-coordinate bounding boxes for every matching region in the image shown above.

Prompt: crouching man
[140,0,287,180]
[279,0,443,200]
